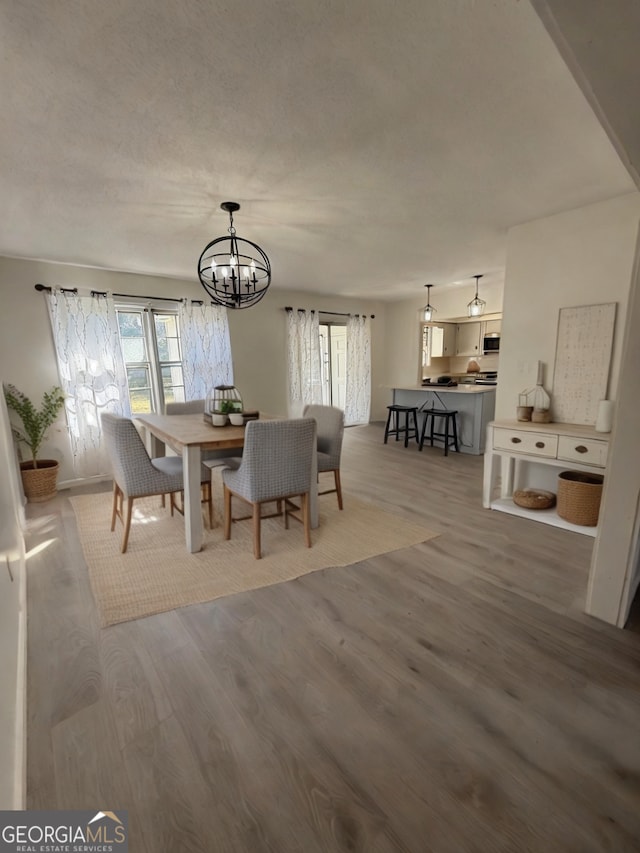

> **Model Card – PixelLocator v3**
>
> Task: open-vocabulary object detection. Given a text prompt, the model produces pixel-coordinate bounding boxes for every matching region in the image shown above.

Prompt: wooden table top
[135,412,248,450]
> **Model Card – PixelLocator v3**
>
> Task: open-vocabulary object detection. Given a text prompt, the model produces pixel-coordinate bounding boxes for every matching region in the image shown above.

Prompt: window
[116,307,185,413]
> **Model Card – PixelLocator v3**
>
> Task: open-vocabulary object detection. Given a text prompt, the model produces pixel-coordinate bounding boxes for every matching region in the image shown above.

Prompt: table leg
[183,445,203,553]
[310,442,318,529]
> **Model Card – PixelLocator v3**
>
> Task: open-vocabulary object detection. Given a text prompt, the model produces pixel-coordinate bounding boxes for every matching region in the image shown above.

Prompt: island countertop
[391,385,497,394]
[389,386,496,454]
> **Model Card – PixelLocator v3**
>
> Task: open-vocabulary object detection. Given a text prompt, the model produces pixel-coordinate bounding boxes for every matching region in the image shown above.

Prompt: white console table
[483,420,609,537]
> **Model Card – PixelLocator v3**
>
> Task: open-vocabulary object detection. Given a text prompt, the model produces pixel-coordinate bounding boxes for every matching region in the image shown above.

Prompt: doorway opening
[319,323,346,409]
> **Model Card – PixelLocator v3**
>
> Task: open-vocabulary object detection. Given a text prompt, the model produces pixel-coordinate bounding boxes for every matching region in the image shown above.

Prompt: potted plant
[4,383,66,502]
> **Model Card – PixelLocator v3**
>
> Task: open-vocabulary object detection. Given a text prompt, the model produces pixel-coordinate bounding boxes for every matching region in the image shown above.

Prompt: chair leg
[253,503,262,559]
[111,483,119,531]
[452,415,460,452]
[444,415,450,457]
[224,486,232,540]
[204,482,214,529]
[419,412,429,451]
[334,469,343,510]
[122,497,134,553]
[412,409,419,444]
[383,409,393,443]
[161,494,166,508]
[302,492,311,548]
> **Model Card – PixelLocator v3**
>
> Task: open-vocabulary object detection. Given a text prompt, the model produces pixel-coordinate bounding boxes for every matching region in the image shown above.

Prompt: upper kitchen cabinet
[430,323,456,357]
[421,323,456,366]
[455,321,481,356]
[483,319,502,335]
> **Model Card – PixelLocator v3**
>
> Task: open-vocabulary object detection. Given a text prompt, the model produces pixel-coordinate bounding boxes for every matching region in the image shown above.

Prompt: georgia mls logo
[0,809,128,852]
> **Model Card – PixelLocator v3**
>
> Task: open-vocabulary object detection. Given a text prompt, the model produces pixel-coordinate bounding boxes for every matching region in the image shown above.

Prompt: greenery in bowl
[218,400,242,415]
[4,383,65,466]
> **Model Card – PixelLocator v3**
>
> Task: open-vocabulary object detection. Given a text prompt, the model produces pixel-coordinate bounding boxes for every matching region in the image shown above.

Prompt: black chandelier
[197,201,271,309]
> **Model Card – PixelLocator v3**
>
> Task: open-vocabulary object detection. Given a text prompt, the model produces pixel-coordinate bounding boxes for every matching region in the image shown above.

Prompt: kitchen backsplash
[425,354,499,378]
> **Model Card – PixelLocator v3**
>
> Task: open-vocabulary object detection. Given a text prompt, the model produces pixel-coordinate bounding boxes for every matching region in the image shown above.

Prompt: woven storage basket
[557,470,604,526]
[513,489,556,510]
[20,460,59,503]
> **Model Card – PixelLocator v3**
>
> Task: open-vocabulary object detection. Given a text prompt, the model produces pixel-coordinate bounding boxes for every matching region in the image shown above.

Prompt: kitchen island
[391,386,496,455]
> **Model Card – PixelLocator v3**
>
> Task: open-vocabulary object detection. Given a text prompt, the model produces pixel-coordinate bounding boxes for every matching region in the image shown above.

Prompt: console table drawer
[493,428,558,457]
[557,436,608,467]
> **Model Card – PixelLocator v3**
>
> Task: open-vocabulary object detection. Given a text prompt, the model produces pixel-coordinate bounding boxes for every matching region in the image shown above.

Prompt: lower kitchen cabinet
[392,386,496,455]
[483,420,609,536]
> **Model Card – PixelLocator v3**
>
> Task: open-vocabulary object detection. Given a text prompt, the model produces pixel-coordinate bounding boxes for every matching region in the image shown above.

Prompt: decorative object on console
[516,405,533,422]
[513,489,556,510]
[595,399,614,433]
[552,303,616,425]
[467,274,486,317]
[422,284,437,321]
[530,361,551,423]
[197,201,271,309]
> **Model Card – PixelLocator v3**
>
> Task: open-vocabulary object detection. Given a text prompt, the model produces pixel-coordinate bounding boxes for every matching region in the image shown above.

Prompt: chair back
[101,413,164,497]
[165,399,205,415]
[227,418,316,503]
[303,404,344,469]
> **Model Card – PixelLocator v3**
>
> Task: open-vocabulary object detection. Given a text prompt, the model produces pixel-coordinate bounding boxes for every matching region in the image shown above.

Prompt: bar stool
[384,405,419,447]
[419,408,460,456]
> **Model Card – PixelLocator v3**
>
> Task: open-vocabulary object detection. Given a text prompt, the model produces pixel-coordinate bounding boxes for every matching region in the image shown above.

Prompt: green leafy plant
[4,384,66,467]
[218,399,242,414]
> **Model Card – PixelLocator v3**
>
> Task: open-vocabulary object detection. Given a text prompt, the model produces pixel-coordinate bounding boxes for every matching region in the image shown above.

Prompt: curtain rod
[34,283,209,305]
[284,306,375,319]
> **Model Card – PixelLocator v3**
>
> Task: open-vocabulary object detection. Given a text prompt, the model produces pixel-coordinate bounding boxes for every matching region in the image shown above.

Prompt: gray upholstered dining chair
[221,418,316,559]
[303,404,345,510]
[165,399,207,415]
[101,413,213,552]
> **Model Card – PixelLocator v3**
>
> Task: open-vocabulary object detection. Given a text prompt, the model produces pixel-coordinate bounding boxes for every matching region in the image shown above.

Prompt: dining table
[135,413,319,553]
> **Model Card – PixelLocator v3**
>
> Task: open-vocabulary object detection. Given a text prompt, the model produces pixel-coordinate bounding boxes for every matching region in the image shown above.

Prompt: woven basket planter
[557,470,604,527]
[19,459,60,503]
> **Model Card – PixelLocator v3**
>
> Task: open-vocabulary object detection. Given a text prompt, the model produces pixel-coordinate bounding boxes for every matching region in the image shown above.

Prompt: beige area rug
[70,479,438,627]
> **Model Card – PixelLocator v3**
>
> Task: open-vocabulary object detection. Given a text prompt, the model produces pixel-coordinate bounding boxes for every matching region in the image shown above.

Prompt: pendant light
[197,202,271,309]
[422,284,437,321]
[467,274,486,317]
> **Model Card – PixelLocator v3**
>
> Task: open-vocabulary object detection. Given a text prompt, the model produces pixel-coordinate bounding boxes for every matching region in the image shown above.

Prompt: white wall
[0,394,26,808]
[496,193,640,421]
[0,257,388,484]
[587,221,640,625]
[384,279,504,387]
[226,288,388,422]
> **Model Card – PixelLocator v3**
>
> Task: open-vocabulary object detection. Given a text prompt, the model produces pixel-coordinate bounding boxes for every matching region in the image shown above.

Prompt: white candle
[595,399,614,433]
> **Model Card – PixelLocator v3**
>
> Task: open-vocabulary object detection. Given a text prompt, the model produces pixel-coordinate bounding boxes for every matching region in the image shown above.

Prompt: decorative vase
[19,459,59,502]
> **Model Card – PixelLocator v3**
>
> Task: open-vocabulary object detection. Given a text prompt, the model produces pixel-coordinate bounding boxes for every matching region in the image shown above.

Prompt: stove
[474,371,498,386]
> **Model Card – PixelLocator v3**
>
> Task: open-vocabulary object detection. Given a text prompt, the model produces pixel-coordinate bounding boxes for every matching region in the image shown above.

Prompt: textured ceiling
[0,0,634,300]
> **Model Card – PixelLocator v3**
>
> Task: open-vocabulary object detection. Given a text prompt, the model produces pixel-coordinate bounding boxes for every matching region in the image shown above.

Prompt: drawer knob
[535,441,545,449]
[575,445,588,454]
[510,437,522,444]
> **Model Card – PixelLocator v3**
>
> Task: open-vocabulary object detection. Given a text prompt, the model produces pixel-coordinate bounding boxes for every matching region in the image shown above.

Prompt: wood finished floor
[26,424,640,852]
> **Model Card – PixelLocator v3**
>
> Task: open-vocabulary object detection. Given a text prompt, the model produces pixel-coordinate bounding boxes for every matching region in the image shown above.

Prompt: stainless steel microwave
[483,334,500,354]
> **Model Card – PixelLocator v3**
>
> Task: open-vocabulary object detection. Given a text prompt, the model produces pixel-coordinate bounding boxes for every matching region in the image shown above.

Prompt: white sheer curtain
[287,308,323,416]
[47,290,130,478]
[345,314,371,425]
[179,302,233,400]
